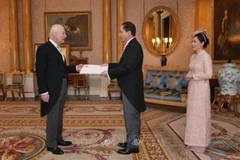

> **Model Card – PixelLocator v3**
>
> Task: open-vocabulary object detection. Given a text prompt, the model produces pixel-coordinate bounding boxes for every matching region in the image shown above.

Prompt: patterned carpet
[0,100,239,160]
[147,103,240,160]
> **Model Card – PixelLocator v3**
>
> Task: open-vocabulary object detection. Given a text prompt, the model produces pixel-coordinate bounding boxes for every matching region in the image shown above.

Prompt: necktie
[56,46,65,61]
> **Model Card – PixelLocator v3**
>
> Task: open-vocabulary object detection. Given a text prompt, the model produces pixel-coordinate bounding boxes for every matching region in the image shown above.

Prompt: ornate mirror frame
[142,6,180,56]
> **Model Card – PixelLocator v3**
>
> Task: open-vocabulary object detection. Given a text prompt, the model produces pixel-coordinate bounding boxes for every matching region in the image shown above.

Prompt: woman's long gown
[184,50,213,147]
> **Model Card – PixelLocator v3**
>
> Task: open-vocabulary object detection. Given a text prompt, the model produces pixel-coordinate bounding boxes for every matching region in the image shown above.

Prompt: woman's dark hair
[121,21,136,36]
[194,33,209,48]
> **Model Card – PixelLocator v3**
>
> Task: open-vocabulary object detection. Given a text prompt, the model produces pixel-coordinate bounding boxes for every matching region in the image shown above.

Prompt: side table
[209,77,219,104]
[216,94,240,116]
[68,73,89,100]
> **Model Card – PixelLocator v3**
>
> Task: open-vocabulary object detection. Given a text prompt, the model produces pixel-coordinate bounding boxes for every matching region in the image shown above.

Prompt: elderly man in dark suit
[101,21,146,155]
[35,24,82,155]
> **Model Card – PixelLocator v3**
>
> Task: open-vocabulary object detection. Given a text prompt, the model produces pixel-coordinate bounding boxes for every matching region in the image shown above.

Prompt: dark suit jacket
[108,38,146,112]
[35,41,77,117]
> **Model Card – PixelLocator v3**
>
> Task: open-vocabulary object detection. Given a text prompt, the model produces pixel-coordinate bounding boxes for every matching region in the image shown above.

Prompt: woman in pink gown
[184,30,212,153]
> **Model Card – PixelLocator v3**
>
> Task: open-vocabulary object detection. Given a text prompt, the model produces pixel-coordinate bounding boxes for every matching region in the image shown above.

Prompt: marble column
[116,0,125,61]
[22,0,33,74]
[21,0,36,98]
[102,0,112,63]
[101,0,112,97]
[194,0,208,29]
[6,0,20,98]
[194,0,212,53]
[9,0,20,72]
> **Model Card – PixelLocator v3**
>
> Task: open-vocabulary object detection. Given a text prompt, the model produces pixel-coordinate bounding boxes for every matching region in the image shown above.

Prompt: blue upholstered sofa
[143,65,189,107]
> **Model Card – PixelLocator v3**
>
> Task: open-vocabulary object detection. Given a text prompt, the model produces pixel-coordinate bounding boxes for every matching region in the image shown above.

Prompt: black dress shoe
[57,141,72,146]
[117,142,128,148]
[117,147,139,155]
[47,147,64,155]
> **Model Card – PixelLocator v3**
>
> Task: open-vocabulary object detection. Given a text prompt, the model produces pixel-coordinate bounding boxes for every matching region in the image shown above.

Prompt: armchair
[4,71,25,101]
[107,79,122,100]
[0,73,5,99]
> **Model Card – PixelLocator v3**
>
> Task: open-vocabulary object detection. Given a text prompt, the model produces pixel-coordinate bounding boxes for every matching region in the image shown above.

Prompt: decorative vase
[218,63,240,95]
[161,55,167,66]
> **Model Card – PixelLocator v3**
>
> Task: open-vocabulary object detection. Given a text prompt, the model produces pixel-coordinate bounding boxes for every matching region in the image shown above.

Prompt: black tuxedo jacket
[36,41,77,117]
[108,38,146,112]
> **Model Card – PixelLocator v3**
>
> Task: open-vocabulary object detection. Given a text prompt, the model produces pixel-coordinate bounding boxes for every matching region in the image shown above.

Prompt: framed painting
[44,11,92,51]
[213,0,240,63]
[33,43,71,70]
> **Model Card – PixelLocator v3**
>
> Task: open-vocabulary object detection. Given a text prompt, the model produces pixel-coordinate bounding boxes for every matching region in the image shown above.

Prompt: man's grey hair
[49,24,63,37]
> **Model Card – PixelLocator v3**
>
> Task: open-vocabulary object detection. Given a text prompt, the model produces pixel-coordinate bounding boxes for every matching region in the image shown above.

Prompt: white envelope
[79,64,108,74]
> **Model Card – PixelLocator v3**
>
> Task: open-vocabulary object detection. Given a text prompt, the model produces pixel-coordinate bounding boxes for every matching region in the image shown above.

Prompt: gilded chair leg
[227,103,232,112]
[216,102,224,113]
[212,99,216,105]
[233,103,237,115]
[2,90,5,100]
[77,88,80,100]
[212,93,217,104]
[11,91,15,100]
[74,88,77,100]
[22,90,25,100]
[18,92,21,100]
[87,87,89,100]
[212,89,220,104]
[220,103,224,112]
[85,88,88,100]
[4,91,7,101]
[107,90,111,100]
[235,106,240,116]
[233,103,240,116]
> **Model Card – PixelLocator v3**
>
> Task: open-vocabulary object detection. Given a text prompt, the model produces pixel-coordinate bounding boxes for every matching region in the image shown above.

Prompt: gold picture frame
[212,0,240,63]
[34,43,71,71]
[44,11,92,51]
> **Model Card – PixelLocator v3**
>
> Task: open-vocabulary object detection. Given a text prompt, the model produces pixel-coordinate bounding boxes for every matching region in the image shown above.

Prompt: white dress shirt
[49,39,65,61]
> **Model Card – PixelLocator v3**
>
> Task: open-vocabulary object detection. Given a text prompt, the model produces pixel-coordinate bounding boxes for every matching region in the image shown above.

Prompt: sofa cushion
[167,71,188,91]
[167,76,182,91]
[145,71,154,85]
[178,71,188,89]
[145,70,188,91]
[145,70,162,89]
[156,72,168,89]
[144,69,189,102]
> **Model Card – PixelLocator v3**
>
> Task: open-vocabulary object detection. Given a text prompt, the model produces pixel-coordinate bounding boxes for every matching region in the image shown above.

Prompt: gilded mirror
[143,6,180,56]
